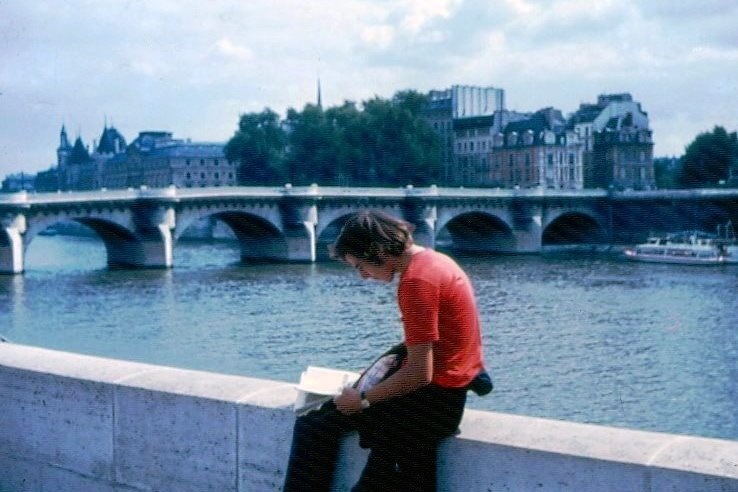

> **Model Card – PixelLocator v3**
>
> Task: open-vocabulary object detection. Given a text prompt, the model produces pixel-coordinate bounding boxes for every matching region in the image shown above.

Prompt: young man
[283,210,485,492]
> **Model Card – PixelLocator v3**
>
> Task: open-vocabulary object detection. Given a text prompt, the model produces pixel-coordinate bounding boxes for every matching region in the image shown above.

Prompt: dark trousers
[283,385,466,492]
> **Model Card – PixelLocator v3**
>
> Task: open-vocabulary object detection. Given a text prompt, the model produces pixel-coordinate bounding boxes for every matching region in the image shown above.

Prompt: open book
[294,366,360,415]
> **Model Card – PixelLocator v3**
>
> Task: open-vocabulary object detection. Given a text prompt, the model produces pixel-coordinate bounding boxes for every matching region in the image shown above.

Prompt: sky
[1,0,737,178]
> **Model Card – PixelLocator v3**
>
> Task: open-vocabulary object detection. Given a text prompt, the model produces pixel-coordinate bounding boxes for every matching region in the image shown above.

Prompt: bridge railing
[3,185,738,207]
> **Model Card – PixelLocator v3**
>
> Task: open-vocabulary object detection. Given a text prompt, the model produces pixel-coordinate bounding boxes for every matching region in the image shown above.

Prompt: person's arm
[334,342,433,415]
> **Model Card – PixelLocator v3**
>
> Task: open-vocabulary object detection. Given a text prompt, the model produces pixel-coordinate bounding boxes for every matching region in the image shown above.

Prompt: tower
[57,125,72,169]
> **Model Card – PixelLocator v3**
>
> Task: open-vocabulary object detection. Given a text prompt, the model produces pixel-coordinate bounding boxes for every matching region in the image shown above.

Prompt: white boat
[624,227,738,265]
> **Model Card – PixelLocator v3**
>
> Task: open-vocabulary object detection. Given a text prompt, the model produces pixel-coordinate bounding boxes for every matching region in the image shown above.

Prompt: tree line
[224,89,737,189]
[224,90,441,187]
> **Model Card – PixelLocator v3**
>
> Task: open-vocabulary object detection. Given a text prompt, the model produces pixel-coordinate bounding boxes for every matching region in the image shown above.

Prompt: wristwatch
[360,391,371,410]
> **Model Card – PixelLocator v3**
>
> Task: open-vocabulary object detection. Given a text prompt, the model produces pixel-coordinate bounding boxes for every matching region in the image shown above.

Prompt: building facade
[423,85,506,184]
[568,93,655,190]
[103,131,235,189]
[490,108,584,190]
[51,125,234,191]
[424,89,654,190]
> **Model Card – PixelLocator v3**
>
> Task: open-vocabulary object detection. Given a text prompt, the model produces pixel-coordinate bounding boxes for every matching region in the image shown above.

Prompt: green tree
[677,126,738,188]
[227,92,442,187]
[225,109,287,185]
[348,91,441,186]
[283,104,339,185]
[653,156,680,189]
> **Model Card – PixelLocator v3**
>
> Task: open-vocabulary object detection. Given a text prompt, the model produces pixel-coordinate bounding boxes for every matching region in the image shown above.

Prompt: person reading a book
[283,210,488,492]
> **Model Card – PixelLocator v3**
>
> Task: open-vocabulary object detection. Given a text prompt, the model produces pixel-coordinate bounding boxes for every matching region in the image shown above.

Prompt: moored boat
[624,228,737,265]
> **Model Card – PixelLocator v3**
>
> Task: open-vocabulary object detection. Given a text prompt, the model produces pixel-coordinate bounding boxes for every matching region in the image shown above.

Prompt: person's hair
[330,210,414,264]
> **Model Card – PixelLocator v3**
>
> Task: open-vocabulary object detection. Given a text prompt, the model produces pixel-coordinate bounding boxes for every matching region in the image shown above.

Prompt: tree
[284,104,339,185]
[225,109,287,185]
[677,126,738,188]
[653,156,680,189]
[226,92,442,187]
[344,91,441,186]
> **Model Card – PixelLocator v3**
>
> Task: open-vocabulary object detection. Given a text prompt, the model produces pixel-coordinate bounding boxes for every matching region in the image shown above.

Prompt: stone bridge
[1,185,737,274]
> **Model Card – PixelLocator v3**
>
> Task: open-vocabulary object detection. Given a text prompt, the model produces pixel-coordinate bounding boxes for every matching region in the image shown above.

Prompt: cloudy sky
[1,0,736,178]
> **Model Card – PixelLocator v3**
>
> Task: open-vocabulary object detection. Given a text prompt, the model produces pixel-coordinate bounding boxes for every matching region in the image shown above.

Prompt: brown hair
[330,210,414,264]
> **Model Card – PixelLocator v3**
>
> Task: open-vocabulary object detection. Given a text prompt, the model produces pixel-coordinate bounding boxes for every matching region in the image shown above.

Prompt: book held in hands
[294,366,360,415]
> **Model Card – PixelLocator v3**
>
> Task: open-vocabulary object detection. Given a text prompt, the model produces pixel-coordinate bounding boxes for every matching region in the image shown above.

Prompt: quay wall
[1,342,737,491]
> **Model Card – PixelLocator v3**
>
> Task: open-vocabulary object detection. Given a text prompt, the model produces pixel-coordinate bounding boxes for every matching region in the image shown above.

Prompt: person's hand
[334,387,362,415]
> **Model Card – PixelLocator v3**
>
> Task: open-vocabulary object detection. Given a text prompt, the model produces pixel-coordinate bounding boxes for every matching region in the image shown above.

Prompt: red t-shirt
[398,249,484,388]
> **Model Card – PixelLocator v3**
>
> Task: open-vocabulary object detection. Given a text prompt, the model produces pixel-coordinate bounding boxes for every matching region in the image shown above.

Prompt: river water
[1,235,736,441]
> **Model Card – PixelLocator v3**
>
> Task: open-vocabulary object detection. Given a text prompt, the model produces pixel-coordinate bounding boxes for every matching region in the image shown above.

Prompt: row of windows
[184,172,234,180]
[183,158,235,166]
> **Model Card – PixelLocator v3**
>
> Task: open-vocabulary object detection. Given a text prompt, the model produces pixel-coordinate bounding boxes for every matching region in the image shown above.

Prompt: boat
[624,225,738,265]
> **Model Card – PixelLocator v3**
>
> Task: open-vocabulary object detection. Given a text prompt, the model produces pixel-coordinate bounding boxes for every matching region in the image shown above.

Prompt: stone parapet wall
[1,343,736,491]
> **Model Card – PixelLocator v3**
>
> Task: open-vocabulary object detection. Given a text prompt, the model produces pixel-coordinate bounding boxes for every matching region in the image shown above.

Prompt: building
[103,131,235,189]
[51,124,234,190]
[568,93,654,189]
[1,172,34,193]
[490,108,584,190]
[56,124,127,191]
[423,85,506,184]
[452,111,530,186]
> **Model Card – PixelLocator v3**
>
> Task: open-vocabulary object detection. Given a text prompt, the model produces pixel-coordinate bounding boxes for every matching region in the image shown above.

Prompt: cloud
[1,0,737,175]
[213,38,254,61]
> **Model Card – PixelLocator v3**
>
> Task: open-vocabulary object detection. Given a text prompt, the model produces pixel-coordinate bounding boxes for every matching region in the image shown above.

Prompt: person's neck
[396,245,425,275]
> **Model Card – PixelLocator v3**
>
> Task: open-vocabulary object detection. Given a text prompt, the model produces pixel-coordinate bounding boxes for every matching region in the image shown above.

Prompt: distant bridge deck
[2,185,736,274]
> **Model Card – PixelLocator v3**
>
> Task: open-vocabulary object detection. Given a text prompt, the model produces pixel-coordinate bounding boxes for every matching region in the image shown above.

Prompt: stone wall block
[0,368,115,480]
[114,386,238,491]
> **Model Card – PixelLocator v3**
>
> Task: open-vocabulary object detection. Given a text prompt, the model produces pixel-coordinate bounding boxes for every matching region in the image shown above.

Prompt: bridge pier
[514,215,543,252]
[280,197,318,262]
[512,201,543,253]
[115,201,175,269]
[108,223,173,269]
[0,208,27,274]
[283,222,316,262]
[401,196,437,249]
[0,226,25,274]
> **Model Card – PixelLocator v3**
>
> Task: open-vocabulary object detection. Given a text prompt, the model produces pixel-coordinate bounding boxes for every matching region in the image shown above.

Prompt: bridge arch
[23,211,152,269]
[175,204,289,263]
[315,213,352,261]
[542,212,607,249]
[436,211,516,253]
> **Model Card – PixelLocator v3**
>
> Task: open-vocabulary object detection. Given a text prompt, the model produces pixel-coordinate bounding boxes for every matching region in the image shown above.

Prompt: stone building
[490,108,584,190]
[452,111,530,186]
[568,93,654,189]
[56,124,127,191]
[103,131,235,189]
[423,85,506,184]
[52,125,234,190]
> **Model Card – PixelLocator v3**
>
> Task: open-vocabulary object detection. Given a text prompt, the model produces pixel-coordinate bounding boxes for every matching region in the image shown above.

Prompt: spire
[317,77,322,110]
[59,125,71,150]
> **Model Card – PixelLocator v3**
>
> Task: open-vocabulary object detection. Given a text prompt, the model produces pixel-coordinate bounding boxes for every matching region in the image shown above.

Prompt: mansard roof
[503,108,565,135]
[147,142,225,158]
[452,114,497,131]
